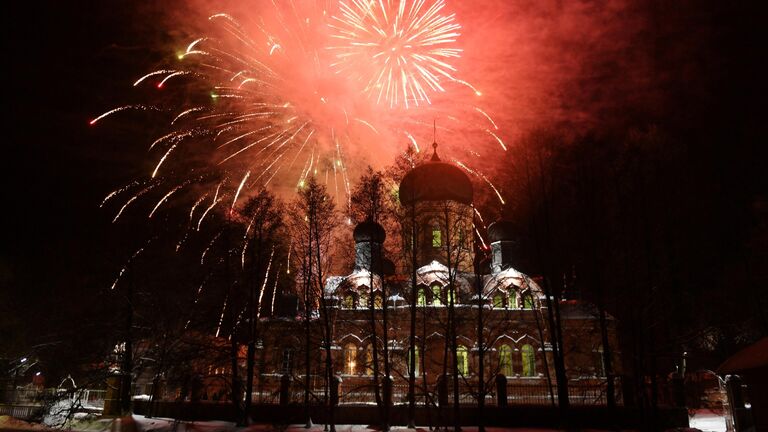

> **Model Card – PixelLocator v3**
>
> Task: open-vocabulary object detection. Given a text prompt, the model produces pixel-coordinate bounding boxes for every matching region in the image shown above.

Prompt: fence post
[330,375,341,406]
[437,375,448,407]
[669,372,686,408]
[496,374,508,407]
[280,374,291,406]
[382,375,393,408]
[726,375,754,432]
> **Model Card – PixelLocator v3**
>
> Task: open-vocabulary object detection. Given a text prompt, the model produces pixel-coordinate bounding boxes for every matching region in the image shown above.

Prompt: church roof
[399,143,473,205]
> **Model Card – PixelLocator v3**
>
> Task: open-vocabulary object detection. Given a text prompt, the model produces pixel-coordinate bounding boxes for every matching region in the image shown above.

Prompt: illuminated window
[447,286,455,305]
[374,294,383,309]
[509,291,517,308]
[493,294,505,309]
[499,345,513,376]
[523,293,535,309]
[344,343,357,375]
[521,344,536,377]
[417,287,427,306]
[457,345,469,375]
[432,226,442,248]
[342,294,354,309]
[431,284,442,306]
[365,345,374,376]
[359,292,369,308]
[407,347,420,377]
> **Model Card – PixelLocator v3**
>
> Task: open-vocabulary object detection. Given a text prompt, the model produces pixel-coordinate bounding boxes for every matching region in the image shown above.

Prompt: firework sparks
[94,0,508,235]
[329,0,462,108]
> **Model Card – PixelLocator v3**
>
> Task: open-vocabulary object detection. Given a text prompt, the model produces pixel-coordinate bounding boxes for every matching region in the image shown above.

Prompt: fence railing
[244,376,623,407]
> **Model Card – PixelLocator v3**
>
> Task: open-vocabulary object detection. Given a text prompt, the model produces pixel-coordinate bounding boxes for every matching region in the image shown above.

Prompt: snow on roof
[325,276,345,294]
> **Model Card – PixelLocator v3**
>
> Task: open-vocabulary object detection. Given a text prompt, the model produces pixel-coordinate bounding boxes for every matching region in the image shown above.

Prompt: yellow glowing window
[365,345,373,376]
[374,294,383,309]
[343,295,354,309]
[431,284,442,306]
[417,288,427,306]
[344,343,357,375]
[522,344,536,377]
[432,228,441,248]
[493,294,504,309]
[407,347,420,377]
[523,294,534,309]
[499,345,513,376]
[457,345,469,375]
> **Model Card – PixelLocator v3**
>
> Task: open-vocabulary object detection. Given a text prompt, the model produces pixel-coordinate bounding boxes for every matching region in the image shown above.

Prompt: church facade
[250,148,622,406]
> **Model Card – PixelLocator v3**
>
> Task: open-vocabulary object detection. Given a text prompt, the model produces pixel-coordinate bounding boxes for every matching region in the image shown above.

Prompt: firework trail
[94,0,507,231]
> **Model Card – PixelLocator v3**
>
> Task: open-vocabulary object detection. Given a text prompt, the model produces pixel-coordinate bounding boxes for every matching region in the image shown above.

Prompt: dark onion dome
[353,219,386,243]
[487,220,517,243]
[399,143,473,206]
[381,257,396,276]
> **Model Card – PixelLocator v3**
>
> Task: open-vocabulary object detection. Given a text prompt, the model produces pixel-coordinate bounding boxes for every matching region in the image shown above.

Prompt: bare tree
[237,190,285,423]
[291,177,339,430]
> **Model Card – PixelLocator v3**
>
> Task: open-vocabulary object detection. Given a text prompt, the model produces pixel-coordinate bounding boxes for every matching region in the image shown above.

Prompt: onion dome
[487,220,517,243]
[353,219,386,243]
[399,142,473,205]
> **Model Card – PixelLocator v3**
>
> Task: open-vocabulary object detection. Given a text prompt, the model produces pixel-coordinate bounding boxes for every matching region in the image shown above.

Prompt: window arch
[342,294,355,309]
[344,343,357,375]
[521,344,536,377]
[499,345,513,376]
[431,284,442,306]
[493,293,505,309]
[417,287,427,307]
[457,345,469,376]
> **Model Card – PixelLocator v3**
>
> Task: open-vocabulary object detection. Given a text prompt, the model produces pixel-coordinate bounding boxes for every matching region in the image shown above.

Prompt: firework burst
[93,0,506,233]
[329,0,462,108]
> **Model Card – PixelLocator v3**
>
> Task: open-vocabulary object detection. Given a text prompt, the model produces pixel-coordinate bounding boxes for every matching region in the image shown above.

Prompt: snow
[689,409,727,432]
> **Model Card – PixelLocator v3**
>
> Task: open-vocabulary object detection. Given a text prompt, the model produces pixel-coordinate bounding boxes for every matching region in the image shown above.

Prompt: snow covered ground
[688,409,727,432]
[4,412,728,432]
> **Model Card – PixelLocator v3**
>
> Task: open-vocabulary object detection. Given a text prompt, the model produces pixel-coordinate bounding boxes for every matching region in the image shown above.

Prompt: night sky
[2,0,766,365]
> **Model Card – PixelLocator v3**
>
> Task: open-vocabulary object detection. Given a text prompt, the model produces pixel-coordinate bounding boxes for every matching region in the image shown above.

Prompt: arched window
[431,284,442,306]
[417,287,427,306]
[521,344,536,377]
[457,345,469,376]
[407,346,420,377]
[359,291,369,308]
[281,348,294,375]
[499,345,513,376]
[522,293,535,309]
[344,343,357,375]
[374,293,383,309]
[509,291,517,308]
[342,294,355,309]
[493,293,505,309]
[365,344,374,376]
[447,286,455,305]
[432,225,442,248]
